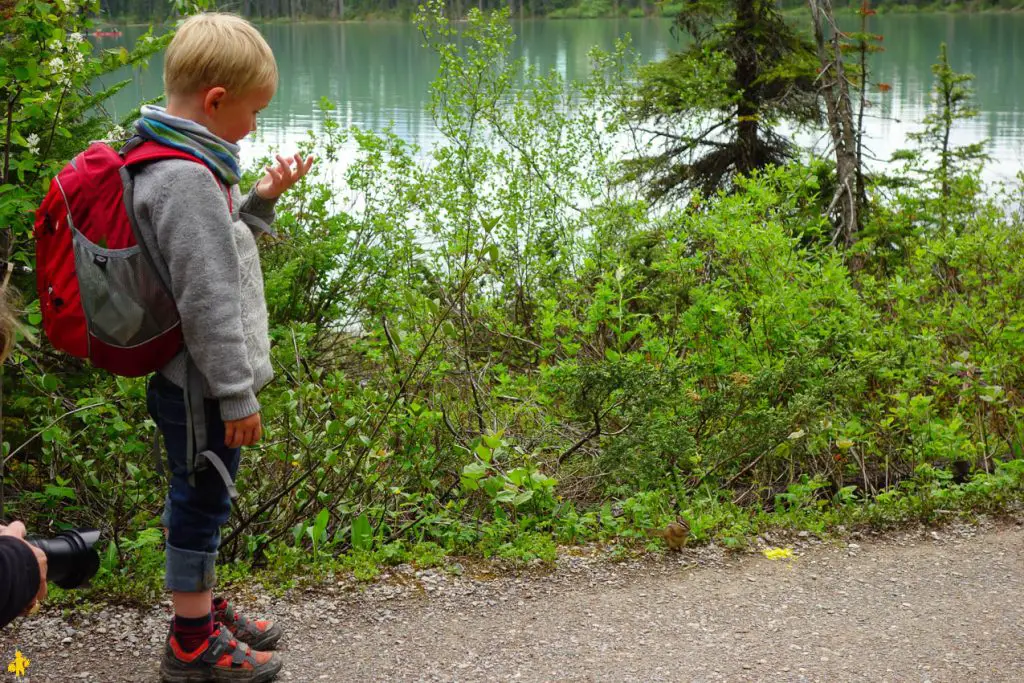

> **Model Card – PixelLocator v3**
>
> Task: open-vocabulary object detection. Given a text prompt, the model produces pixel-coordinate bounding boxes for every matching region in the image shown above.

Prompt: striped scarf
[135,105,241,186]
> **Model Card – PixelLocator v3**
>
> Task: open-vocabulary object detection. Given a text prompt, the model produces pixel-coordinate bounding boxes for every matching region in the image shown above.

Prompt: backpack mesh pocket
[71,228,179,348]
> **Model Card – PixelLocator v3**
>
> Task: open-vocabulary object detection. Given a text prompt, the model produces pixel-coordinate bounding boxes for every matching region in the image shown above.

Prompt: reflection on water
[97,16,1024,182]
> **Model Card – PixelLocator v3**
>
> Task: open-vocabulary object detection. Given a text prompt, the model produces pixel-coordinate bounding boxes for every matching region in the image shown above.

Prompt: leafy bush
[578,0,612,17]
[2,2,1023,600]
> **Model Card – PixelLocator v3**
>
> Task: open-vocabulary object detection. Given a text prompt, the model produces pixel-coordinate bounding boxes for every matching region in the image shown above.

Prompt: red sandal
[160,626,282,682]
[214,598,283,651]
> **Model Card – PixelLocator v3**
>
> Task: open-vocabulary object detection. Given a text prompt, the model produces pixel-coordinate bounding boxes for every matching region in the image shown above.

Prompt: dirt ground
[3,518,1022,682]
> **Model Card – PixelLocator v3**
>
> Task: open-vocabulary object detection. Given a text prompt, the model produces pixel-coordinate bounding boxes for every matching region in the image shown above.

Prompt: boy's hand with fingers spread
[255,153,315,200]
[225,412,262,448]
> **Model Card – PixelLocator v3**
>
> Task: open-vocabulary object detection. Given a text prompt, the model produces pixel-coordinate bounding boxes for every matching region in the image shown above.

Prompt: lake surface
[99,15,1024,183]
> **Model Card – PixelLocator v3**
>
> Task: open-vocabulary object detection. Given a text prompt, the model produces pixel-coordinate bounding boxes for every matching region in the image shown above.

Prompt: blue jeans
[146,373,240,592]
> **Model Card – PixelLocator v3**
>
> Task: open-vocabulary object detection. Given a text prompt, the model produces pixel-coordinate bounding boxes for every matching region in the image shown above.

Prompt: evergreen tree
[623,0,821,202]
[894,43,987,233]
[911,45,986,202]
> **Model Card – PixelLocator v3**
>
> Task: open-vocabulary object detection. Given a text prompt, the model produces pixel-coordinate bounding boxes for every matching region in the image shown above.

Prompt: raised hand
[255,153,315,200]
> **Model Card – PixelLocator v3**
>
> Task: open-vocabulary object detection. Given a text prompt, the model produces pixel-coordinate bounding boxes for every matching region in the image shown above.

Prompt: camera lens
[27,529,101,589]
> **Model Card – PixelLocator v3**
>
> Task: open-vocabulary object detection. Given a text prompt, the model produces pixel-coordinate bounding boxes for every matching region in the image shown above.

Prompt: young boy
[130,13,312,682]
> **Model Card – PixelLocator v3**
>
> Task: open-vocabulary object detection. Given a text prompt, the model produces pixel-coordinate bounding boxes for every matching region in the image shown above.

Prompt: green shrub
[579,0,612,17]
[4,2,1024,599]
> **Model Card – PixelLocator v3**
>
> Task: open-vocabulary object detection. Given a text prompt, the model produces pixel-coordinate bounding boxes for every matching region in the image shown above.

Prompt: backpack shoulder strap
[122,139,201,167]
[121,139,235,213]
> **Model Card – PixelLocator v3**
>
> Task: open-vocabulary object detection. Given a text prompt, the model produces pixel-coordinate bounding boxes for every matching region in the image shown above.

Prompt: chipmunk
[646,518,689,551]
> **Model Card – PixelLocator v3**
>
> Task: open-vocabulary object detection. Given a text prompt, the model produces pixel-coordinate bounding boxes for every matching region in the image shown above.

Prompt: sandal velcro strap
[227,606,251,629]
[198,628,255,668]
[200,630,234,665]
[213,600,283,650]
[231,644,251,667]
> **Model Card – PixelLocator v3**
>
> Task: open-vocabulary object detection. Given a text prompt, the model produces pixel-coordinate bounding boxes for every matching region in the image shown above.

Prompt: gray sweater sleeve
[147,163,259,419]
[239,188,278,236]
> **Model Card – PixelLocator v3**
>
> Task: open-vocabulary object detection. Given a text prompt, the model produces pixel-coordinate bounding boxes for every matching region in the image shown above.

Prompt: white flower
[101,125,127,142]
[68,32,84,44]
[48,55,76,87]
[26,133,40,156]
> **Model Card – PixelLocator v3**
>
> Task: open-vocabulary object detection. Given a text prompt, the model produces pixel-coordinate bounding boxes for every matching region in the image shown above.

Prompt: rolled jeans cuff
[165,542,218,592]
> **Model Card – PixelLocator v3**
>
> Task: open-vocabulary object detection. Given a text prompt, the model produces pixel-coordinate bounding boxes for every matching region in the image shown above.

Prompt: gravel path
[3,519,1022,682]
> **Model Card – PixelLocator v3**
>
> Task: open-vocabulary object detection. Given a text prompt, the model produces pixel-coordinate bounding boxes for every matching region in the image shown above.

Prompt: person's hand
[224,412,262,448]
[255,153,315,200]
[0,521,47,614]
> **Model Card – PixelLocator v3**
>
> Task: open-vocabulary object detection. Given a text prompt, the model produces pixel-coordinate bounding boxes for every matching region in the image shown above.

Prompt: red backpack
[34,141,208,377]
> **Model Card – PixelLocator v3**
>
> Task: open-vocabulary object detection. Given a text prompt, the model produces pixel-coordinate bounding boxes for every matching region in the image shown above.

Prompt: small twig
[291,327,304,414]
[722,443,778,490]
[492,330,541,350]
[41,86,68,163]
[440,405,471,451]
[3,402,108,466]
[557,412,601,465]
[2,87,23,184]
[381,316,402,374]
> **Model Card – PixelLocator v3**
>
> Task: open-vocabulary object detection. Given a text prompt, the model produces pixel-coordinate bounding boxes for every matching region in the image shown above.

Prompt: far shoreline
[97,4,1024,28]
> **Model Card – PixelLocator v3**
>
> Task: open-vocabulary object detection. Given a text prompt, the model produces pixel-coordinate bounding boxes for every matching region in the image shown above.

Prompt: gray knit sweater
[131,156,276,422]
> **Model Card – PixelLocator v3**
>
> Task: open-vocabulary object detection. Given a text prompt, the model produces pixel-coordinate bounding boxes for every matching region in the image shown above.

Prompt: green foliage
[0,1,169,273]
[3,3,1024,603]
[481,528,558,565]
[578,0,612,16]
[894,43,988,232]
[623,0,822,201]
[0,2,171,550]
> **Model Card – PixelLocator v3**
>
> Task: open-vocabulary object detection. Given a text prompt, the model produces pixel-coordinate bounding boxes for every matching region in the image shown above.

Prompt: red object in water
[93,30,123,38]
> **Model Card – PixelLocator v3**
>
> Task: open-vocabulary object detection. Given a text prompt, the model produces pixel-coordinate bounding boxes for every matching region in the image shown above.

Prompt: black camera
[26,529,101,589]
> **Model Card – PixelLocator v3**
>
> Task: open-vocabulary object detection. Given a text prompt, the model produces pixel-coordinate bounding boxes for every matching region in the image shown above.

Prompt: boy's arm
[148,163,259,420]
[238,189,278,237]
[239,153,314,237]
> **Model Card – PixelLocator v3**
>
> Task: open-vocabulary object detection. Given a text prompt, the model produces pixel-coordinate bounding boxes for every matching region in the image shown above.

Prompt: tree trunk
[941,87,952,202]
[808,0,862,248]
[733,0,759,176]
[855,0,870,213]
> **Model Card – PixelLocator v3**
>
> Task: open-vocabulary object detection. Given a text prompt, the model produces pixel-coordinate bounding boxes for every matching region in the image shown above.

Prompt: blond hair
[164,13,277,98]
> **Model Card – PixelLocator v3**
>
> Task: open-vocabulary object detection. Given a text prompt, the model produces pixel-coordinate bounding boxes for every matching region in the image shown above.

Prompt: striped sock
[173,612,214,652]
